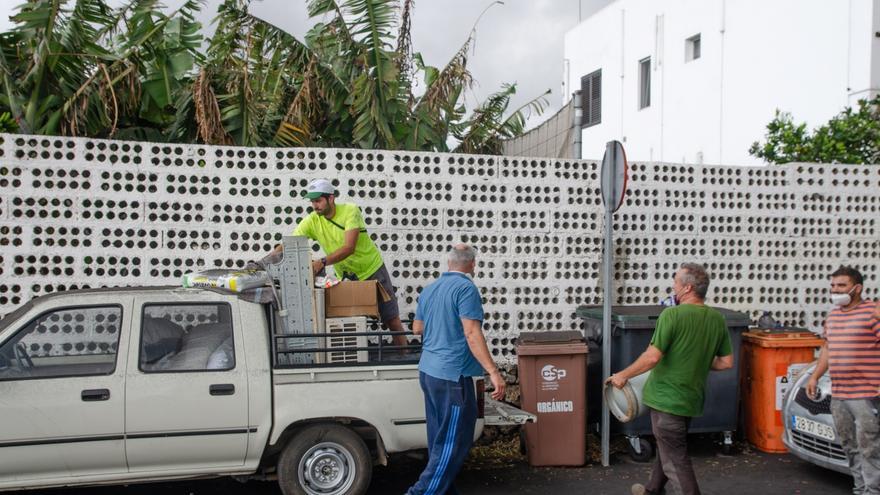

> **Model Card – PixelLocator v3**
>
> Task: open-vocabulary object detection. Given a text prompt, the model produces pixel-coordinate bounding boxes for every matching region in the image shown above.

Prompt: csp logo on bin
[541,364,567,382]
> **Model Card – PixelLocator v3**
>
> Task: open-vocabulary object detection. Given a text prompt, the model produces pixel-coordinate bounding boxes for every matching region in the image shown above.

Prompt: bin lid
[742,330,825,348]
[516,331,588,356]
[518,331,585,344]
[575,305,751,329]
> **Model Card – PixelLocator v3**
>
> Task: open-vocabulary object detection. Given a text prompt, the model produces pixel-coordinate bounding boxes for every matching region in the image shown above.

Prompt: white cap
[304,178,335,199]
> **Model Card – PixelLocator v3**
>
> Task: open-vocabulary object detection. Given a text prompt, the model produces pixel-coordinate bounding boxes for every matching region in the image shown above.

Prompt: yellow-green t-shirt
[292,203,384,281]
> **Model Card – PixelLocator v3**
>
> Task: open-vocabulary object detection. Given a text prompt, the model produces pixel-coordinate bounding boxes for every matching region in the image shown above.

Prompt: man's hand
[311,259,324,276]
[488,369,505,401]
[244,260,265,271]
[806,375,819,399]
[247,248,283,271]
[606,373,628,389]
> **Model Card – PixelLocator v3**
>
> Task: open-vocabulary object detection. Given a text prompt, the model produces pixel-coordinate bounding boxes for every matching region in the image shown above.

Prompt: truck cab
[0,287,273,488]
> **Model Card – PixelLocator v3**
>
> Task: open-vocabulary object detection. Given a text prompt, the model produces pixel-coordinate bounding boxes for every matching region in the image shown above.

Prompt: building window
[580,69,601,127]
[686,33,701,61]
[639,57,651,109]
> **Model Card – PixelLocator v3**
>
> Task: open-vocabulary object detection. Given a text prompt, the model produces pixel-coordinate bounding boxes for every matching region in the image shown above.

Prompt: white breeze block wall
[0,134,878,363]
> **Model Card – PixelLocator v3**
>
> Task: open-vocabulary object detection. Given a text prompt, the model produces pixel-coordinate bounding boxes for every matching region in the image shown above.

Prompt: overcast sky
[0,0,613,129]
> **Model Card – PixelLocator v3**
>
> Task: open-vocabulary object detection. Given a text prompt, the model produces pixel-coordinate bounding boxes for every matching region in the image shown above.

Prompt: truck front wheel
[277,424,372,495]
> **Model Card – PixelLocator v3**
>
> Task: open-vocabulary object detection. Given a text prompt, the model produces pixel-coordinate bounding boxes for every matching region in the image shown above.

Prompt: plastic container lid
[518,331,585,344]
[742,330,825,348]
[604,371,651,423]
[575,305,751,329]
[516,331,587,356]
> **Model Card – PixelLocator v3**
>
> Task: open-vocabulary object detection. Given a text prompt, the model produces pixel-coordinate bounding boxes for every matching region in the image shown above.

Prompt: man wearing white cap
[287,178,407,348]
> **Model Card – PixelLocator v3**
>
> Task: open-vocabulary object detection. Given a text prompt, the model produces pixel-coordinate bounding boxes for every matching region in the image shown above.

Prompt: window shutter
[580,75,590,127]
[590,71,601,125]
[580,69,602,127]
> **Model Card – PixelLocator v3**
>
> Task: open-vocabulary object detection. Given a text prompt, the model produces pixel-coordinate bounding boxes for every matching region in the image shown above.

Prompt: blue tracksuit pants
[406,372,477,495]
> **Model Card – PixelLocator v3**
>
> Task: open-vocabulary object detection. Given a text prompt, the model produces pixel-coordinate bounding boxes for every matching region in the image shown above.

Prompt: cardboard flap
[376,282,391,303]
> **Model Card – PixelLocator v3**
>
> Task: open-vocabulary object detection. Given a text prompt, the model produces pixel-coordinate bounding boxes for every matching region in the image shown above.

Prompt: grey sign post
[600,140,628,467]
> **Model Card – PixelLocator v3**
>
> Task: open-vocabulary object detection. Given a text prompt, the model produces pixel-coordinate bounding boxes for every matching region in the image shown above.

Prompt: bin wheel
[627,438,654,463]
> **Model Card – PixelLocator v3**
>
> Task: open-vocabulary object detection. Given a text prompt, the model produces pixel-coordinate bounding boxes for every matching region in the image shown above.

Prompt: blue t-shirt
[416,272,485,382]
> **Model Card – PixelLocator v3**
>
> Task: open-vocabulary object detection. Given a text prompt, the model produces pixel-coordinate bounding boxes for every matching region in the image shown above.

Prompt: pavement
[13,434,853,495]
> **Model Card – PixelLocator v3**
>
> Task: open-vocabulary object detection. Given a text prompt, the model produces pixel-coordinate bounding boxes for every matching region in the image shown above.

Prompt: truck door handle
[81,389,111,402]
[210,384,235,396]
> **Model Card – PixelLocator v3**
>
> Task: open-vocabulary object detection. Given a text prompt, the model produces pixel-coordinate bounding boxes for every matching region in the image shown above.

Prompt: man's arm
[252,218,310,267]
[873,301,880,335]
[310,229,359,274]
[412,319,424,336]
[806,342,829,399]
[608,345,663,388]
[709,324,735,371]
[462,318,505,400]
[711,354,734,370]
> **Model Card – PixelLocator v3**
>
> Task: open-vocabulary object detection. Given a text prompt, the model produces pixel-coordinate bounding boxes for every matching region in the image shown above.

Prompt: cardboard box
[324,281,386,318]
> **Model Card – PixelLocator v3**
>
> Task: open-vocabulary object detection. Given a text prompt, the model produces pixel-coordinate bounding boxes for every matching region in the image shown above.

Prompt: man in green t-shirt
[266,179,406,348]
[608,263,733,495]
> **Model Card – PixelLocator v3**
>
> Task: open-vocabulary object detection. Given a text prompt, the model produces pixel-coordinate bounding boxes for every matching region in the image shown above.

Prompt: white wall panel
[0,134,879,363]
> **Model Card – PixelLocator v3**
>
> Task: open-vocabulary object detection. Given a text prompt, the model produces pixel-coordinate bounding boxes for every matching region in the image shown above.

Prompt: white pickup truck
[0,284,531,495]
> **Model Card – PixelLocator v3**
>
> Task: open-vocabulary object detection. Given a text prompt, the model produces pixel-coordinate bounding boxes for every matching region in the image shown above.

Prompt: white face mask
[831,286,857,307]
[830,293,851,307]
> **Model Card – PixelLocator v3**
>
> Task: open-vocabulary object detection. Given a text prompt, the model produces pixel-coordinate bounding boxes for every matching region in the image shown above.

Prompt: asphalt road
[12,436,852,495]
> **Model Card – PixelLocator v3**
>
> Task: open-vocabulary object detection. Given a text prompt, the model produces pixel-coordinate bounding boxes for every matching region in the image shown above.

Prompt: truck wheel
[277,424,372,495]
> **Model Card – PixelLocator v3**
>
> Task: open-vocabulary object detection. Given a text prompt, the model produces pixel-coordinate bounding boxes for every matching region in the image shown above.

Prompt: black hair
[831,266,864,286]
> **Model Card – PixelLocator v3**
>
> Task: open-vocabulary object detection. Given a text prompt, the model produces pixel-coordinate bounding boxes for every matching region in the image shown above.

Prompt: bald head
[448,243,477,273]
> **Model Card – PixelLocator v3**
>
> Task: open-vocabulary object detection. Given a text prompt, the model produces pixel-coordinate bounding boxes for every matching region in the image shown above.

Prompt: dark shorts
[366,264,400,323]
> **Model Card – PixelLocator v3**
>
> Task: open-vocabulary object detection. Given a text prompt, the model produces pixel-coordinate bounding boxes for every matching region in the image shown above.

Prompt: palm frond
[497,88,551,137]
[453,82,516,154]
[193,68,232,144]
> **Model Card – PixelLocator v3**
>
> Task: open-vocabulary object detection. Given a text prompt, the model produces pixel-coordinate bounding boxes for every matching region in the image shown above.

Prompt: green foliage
[750,96,880,165]
[0,111,17,132]
[454,84,550,155]
[0,0,546,153]
[0,0,204,138]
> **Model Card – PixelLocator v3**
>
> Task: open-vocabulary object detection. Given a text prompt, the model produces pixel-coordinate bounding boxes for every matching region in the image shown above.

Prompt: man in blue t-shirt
[406,244,505,495]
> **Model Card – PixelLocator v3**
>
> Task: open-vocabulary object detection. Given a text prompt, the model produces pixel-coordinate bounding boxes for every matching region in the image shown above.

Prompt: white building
[562,0,880,165]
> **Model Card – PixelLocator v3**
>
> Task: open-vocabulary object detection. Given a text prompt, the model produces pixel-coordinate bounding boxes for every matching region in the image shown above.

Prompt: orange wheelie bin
[741,331,824,453]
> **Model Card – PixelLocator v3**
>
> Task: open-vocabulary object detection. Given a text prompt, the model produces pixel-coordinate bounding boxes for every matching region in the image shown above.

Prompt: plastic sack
[182,269,272,293]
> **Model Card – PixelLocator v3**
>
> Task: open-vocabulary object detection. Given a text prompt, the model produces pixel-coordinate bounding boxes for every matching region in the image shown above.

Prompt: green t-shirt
[642,304,733,417]
[292,203,384,281]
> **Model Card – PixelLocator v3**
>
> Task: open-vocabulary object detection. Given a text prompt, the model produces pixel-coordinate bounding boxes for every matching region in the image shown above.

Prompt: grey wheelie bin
[575,305,750,461]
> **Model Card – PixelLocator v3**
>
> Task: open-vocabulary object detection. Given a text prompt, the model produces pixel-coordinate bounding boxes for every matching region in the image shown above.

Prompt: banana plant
[0,0,550,154]
[0,0,203,139]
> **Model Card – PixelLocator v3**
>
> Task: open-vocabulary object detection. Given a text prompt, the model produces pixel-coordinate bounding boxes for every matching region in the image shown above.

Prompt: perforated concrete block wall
[0,134,878,364]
